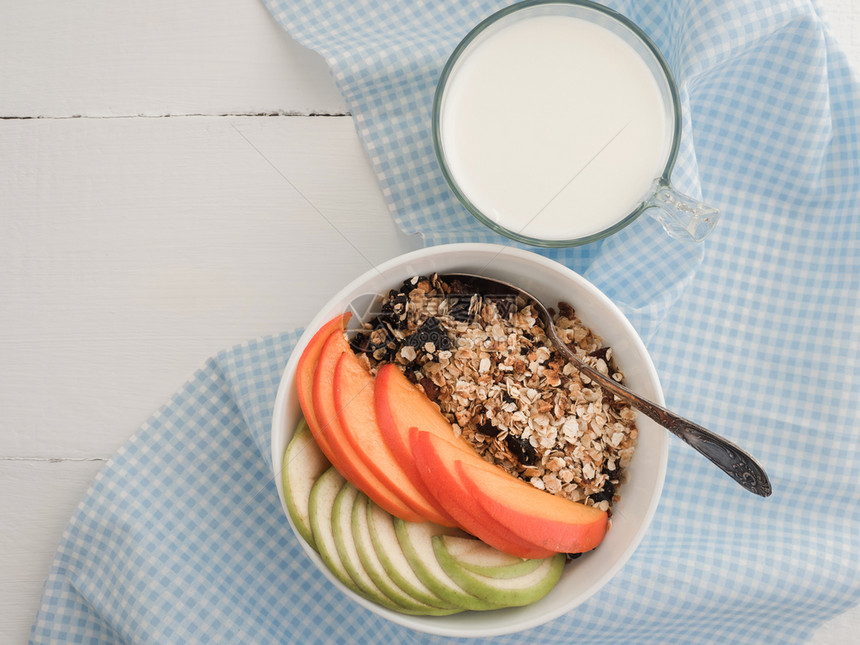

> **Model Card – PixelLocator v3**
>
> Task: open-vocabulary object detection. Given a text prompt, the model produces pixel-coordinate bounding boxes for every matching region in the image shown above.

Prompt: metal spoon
[440,272,773,497]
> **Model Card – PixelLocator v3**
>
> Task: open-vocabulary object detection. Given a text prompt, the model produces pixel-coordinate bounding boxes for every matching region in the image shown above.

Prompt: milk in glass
[439,14,672,241]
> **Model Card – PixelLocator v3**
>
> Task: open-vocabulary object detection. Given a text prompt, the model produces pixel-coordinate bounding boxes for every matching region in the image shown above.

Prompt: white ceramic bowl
[271,243,667,637]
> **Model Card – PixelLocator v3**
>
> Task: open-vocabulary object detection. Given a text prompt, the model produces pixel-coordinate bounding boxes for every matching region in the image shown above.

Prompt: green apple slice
[366,501,457,610]
[282,418,330,549]
[351,492,462,616]
[308,466,360,594]
[331,481,403,610]
[433,536,565,607]
[393,518,501,611]
[435,535,544,579]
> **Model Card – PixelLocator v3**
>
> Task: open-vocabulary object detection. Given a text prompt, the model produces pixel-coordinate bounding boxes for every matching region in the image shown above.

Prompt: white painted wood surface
[0,0,347,117]
[1,1,857,643]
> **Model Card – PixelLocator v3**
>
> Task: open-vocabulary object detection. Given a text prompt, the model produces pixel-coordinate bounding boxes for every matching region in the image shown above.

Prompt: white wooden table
[2,1,858,642]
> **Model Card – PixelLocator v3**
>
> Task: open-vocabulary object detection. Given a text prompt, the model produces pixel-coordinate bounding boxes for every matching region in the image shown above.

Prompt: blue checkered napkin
[29,335,301,645]
[31,0,860,643]
[31,333,430,645]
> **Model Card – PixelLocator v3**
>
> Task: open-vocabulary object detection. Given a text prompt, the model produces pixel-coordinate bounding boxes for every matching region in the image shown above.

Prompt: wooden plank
[0,459,105,644]
[819,0,860,64]
[0,115,420,458]
[0,0,347,117]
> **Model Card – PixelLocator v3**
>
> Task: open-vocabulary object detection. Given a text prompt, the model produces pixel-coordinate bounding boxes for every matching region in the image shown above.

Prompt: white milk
[439,14,672,241]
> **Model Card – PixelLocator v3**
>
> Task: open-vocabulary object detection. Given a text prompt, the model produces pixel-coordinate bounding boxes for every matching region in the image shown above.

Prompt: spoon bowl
[440,272,773,497]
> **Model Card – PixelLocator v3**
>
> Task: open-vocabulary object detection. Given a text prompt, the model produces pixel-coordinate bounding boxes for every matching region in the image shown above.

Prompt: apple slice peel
[281,418,331,550]
[333,351,456,526]
[393,518,502,612]
[307,467,360,594]
[366,502,458,611]
[313,329,423,522]
[434,535,544,579]
[432,536,565,607]
[331,482,402,610]
[351,492,461,616]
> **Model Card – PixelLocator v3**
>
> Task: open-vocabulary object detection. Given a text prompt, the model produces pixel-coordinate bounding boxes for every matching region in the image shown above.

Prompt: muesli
[350,274,638,513]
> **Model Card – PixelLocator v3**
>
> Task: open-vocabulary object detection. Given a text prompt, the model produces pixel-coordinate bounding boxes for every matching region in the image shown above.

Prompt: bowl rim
[270,242,668,637]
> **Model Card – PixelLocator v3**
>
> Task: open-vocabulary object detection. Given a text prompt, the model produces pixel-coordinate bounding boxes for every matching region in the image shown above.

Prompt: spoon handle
[557,342,772,497]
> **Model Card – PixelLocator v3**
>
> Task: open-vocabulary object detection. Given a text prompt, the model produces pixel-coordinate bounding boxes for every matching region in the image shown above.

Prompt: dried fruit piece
[505,434,538,466]
[403,317,450,352]
[589,476,616,506]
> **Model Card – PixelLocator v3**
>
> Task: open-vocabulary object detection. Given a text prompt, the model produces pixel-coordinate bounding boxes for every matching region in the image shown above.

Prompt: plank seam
[0,111,351,120]
[0,456,108,463]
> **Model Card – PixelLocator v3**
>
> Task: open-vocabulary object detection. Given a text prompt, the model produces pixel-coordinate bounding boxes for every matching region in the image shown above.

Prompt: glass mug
[432,0,718,247]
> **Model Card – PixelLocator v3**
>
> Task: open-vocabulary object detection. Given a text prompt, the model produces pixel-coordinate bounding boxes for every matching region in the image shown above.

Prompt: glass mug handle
[643,179,720,242]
